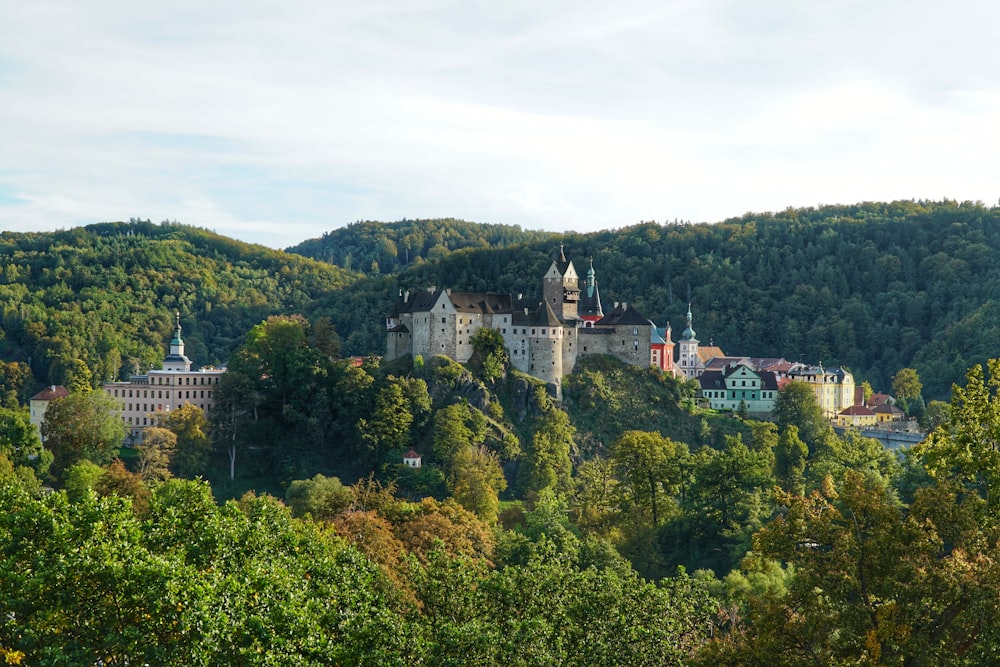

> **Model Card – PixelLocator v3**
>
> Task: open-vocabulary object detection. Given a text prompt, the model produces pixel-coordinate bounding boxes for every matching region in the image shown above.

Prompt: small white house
[402,449,422,468]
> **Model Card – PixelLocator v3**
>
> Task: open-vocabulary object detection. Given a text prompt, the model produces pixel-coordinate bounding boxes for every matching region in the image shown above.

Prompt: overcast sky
[2,1,998,249]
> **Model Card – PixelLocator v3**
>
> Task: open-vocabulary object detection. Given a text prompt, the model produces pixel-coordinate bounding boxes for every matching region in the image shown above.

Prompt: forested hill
[6,201,1000,397]
[313,200,1000,398]
[0,220,357,391]
[285,218,556,274]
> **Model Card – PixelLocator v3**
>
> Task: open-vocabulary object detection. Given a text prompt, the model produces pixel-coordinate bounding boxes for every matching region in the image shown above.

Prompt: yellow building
[788,364,856,420]
[103,315,225,444]
[836,404,877,428]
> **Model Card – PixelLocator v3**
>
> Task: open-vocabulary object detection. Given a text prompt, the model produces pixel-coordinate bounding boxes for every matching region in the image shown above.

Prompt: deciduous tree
[41,391,125,478]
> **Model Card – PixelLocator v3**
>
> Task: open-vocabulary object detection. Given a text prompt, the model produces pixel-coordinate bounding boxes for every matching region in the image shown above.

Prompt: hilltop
[4,200,1000,396]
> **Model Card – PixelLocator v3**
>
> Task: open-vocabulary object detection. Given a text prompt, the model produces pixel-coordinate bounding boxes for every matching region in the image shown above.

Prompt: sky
[2,1,999,249]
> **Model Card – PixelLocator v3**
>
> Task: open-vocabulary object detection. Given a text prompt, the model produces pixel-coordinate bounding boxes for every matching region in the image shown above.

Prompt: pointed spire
[681,303,697,341]
[559,243,566,264]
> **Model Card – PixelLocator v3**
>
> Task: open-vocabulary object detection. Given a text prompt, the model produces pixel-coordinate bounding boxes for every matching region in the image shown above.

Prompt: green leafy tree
[470,327,509,383]
[0,405,50,478]
[136,427,176,483]
[774,425,808,494]
[450,445,506,523]
[358,381,413,461]
[431,402,482,470]
[921,399,950,431]
[41,391,125,479]
[892,367,923,403]
[522,408,575,496]
[159,403,211,478]
[697,471,1000,666]
[775,380,831,453]
[917,358,1000,511]
[285,473,353,520]
[63,460,105,501]
[611,430,686,528]
[0,361,32,407]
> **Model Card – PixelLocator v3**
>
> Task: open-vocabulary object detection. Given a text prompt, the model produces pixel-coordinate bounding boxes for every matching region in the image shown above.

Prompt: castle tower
[677,304,700,378]
[542,244,580,321]
[577,258,604,327]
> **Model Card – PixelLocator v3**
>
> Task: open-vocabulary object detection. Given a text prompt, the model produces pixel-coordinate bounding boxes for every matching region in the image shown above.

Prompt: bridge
[834,426,925,450]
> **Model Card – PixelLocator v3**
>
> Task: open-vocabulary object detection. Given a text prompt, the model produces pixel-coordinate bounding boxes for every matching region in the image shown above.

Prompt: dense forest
[286,218,555,275]
[3,201,1000,396]
[0,219,357,396]
[6,203,1000,662]
[6,319,1000,663]
[292,200,1000,398]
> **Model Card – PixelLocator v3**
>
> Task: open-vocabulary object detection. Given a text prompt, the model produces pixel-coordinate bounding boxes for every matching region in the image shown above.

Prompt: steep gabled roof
[511,300,568,327]
[698,370,726,390]
[595,303,651,327]
[533,300,564,326]
[397,289,444,313]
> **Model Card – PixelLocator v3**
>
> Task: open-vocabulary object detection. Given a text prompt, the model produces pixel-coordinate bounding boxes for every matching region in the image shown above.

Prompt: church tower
[542,245,580,321]
[677,304,701,378]
[162,312,193,372]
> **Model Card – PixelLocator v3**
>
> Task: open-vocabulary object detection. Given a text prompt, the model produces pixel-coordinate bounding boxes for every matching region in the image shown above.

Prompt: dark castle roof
[395,289,513,315]
[512,300,567,327]
[595,303,651,327]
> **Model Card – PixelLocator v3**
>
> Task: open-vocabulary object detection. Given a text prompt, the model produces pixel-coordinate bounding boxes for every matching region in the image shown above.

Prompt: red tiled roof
[30,385,69,401]
[840,405,876,416]
[403,449,422,459]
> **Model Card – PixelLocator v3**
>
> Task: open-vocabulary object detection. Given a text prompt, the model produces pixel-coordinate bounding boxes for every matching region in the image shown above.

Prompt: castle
[385,247,677,394]
[385,246,858,419]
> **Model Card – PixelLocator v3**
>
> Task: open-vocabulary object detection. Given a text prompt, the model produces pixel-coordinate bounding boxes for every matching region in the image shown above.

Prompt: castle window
[442,317,446,323]
[633,327,638,335]
[532,329,536,334]
[502,328,507,334]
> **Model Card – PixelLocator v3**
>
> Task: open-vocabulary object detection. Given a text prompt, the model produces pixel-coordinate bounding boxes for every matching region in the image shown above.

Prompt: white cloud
[1,0,999,247]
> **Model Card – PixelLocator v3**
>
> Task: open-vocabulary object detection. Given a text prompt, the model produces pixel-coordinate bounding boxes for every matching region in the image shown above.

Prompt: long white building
[103,315,225,444]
